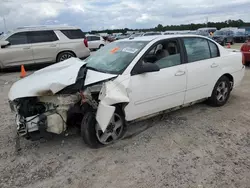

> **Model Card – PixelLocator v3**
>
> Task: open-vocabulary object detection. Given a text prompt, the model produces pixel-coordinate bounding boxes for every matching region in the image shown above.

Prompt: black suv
[212,30,234,46]
[234,31,247,43]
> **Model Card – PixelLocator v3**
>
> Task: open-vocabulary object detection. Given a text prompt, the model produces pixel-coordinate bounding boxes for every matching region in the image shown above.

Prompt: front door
[1,32,34,67]
[125,39,187,121]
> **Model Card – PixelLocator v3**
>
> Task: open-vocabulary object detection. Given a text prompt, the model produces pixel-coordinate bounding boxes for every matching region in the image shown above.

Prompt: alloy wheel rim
[95,113,123,145]
[216,81,229,102]
[60,53,72,61]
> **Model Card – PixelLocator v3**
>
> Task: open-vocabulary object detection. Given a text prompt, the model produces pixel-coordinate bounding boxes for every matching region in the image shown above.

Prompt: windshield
[85,41,148,74]
[214,31,225,36]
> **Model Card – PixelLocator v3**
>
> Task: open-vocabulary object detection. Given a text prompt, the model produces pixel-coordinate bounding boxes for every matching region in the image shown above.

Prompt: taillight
[242,52,245,65]
[84,38,88,48]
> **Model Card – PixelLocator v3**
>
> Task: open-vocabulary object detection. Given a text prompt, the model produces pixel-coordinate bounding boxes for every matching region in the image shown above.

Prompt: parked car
[212,30,234,46]
[8,35,245,148]
[115,34,130,40]
[142,32,162,36]
[241,39,250,66]
[103,36,116,43]
[234,31,247,43]
[86,35,106,50]
[130,33,143,38]
[0,25,90,69]
[197,27,217,38]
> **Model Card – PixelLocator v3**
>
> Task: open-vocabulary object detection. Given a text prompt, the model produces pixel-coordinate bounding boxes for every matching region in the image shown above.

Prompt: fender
[208,67,235,97]
[96,75,130,132]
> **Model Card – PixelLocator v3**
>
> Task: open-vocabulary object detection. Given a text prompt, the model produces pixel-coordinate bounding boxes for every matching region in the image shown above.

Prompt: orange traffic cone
[227,43,231,48]
[20,65,27,78]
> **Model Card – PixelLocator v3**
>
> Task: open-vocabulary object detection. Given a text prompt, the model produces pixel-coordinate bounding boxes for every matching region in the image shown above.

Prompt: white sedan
[8,35,245,148]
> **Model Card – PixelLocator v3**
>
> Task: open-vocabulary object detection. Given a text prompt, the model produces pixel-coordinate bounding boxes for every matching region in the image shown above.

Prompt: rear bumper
[76,49,90,59]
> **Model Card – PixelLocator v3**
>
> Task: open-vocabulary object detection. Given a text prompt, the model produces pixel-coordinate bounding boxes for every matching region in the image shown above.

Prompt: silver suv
[0,25,90,69]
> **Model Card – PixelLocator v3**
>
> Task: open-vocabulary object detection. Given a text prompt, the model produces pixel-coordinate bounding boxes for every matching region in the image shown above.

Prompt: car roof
[118,34,207,42]
[13,25,80,32]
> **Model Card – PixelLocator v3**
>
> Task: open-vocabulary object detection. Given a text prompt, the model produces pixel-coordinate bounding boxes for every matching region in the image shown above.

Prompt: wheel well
[113,103,128,116]
[222,73,234,89]
[56,50,76,61]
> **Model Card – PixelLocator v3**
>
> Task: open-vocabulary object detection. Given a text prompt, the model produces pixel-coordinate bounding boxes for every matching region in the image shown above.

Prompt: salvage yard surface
[1,45,250,188]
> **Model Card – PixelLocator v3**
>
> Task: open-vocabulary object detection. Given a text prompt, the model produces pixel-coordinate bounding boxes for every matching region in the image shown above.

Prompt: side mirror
[0,41,10,48]
[133,62,160,75]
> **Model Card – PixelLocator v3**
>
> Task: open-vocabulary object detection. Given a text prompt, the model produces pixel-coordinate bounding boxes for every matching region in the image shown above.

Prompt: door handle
[23,47,30,50]
[175,70,186,76]
[211,63,218,68]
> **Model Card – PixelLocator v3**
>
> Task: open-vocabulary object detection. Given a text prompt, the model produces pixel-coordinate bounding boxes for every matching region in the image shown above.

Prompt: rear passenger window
[28,31,58,43]
[86,36,92,41]
[183,38,210,62]
[92,36,100,41]
[208,41,219,58]
[61,29,85,39]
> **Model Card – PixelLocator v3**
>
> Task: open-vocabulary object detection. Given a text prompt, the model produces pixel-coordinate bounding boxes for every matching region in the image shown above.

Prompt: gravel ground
[0,46,249,188]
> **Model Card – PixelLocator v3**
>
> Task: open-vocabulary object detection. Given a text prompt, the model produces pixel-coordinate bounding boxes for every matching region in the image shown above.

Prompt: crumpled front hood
[8,58,117,100]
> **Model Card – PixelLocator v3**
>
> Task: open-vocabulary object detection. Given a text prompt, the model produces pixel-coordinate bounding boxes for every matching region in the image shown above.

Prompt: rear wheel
[57,51,75,62]
[81,107,126,148]
[207,76,231,107]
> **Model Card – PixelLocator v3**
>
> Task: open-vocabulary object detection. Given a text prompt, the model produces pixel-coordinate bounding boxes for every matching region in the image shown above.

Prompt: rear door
[0,32,34,67]
[183,37,221,104]
[28,30,59,63]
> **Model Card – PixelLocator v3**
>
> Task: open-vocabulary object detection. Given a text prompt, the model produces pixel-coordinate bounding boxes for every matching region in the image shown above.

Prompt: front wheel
[207,76,231,107]
[81,107,126,148]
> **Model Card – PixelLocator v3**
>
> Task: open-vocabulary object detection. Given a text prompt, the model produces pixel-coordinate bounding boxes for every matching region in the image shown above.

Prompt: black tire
[81,107,126,148]
[99,44,104,49]
[57,51,75,62]
[231,39,234,45]
[207,76,231,107]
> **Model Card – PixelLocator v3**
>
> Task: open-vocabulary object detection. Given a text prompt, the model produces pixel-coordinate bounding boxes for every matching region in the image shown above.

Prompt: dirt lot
[1,46,250,188]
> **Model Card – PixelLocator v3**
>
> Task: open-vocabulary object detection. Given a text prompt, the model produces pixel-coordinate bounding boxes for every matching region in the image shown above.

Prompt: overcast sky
[0,0,250,32]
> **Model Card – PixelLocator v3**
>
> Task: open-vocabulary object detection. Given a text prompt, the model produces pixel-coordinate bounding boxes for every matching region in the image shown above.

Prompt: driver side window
[6,32,28,45]
[143,39,181,69]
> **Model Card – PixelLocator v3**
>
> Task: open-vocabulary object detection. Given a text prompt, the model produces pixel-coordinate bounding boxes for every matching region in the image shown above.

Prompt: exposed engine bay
[10,83,103,141]
[8,58,130,146]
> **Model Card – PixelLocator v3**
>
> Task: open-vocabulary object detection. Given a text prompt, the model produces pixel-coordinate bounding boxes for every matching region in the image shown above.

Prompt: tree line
[89,19,250,34]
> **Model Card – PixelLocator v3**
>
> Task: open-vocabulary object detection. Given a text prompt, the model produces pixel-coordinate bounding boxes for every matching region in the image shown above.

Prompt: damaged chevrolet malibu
[8,35,245,148]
